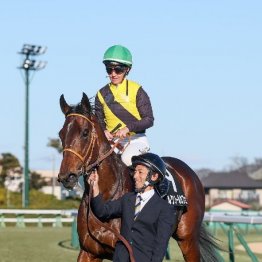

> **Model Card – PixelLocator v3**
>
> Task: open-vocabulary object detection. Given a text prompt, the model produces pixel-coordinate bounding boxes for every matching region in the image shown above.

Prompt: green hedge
[0,187,80,209]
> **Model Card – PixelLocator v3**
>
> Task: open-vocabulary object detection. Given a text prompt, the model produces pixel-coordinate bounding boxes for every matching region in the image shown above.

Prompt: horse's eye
[82,129,88,138]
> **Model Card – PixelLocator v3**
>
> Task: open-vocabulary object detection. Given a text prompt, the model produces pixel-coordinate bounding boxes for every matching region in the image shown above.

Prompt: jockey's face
[105,64,129,85]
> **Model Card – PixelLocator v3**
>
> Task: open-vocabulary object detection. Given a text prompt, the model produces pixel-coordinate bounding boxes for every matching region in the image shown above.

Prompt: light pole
[18,44,47,208]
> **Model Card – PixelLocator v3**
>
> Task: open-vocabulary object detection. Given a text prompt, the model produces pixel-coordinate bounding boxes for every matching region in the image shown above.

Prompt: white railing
[0,209,77,228]
[204,212,262,224]
[1,209,261,228]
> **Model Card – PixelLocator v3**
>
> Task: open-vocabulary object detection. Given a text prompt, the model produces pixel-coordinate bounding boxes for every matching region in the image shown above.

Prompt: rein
[87,184,136,262]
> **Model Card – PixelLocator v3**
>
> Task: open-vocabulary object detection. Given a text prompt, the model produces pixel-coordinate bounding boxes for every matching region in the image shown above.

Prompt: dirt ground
[236,242,262,254]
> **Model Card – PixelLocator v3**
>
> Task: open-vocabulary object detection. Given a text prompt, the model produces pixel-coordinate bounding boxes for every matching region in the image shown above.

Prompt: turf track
[0,227,261,261]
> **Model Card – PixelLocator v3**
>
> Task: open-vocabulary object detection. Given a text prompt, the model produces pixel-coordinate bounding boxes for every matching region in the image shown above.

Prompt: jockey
[95,45,154,166]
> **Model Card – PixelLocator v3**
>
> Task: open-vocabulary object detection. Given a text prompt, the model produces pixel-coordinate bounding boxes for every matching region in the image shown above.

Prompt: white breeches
[114,134,150,166]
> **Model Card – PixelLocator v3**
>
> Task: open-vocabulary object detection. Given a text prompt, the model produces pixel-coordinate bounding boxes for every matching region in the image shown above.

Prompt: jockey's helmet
[131,153,166,182]
[103,45,132,67]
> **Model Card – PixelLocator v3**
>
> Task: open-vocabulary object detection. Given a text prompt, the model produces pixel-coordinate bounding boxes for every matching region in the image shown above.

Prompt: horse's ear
[60,94,70,115]
[81,92,91,113]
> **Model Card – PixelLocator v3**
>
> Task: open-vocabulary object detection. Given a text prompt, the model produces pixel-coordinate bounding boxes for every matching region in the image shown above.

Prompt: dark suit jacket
[91,191,176,262]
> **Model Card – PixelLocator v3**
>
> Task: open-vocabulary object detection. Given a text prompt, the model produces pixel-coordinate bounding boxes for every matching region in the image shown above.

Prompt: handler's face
[133,165,149,190]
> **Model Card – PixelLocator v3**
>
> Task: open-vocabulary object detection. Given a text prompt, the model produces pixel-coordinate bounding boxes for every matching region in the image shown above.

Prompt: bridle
[63,113,118,173]
[63,113,124,200]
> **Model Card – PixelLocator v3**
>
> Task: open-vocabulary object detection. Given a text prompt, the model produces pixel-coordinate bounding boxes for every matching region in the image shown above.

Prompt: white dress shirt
[137,189,155,211]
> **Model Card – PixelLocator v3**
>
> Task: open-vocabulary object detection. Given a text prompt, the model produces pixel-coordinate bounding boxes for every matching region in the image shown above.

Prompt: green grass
[0,227,78,262]
[0,227,261,262]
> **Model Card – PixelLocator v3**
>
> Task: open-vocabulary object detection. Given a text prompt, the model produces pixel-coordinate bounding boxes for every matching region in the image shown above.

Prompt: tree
[254,158,262,168]
[30,171,47,190]
[228,156,248,171]
[47,138,63,154]
[0,153,21,186]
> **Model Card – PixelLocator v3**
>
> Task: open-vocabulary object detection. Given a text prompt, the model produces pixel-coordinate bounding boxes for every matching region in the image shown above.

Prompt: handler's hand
[88,170,99,197]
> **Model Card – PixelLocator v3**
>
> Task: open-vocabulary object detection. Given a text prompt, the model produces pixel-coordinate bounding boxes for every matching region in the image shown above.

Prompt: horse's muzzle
[58,173,78,189]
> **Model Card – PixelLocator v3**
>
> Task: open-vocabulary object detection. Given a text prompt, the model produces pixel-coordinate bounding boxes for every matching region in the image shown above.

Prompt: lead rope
[87,183,136,262]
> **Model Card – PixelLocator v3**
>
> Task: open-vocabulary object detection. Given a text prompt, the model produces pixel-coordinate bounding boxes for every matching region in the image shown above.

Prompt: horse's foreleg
[78,249,102,262]
[177,238,200,262]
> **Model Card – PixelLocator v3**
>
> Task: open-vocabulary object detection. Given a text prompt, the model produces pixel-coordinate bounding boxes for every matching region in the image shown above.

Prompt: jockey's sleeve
[126,87,154,132]
[95,94,107,130]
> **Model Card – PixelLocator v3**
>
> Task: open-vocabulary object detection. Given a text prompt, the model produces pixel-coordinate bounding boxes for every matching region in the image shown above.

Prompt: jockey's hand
[88,170,99,197]
[115,127,129,138]
[104,130,114,141]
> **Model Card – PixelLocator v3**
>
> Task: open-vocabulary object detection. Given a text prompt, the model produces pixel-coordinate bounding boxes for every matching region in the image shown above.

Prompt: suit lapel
[140,193,158,213]
[133,193,159,221]
[126,193,136,228]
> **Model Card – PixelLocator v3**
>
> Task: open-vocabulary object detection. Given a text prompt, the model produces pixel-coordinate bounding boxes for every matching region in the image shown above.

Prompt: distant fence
[204,212,262,262]
[1,209,261,261]
[0,209,76,228]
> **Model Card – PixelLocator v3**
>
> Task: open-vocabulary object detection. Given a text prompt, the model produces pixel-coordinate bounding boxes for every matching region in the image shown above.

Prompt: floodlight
[17,43,47,208]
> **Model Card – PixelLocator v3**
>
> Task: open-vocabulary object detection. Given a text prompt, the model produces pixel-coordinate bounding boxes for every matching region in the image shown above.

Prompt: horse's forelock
[66,100,95,116]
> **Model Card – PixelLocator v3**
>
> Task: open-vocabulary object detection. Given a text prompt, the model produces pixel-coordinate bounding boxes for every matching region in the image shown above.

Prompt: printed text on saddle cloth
[165,171,188,206]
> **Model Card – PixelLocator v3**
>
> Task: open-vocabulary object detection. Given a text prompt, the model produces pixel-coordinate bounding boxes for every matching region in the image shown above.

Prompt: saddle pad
[156,169,188,207]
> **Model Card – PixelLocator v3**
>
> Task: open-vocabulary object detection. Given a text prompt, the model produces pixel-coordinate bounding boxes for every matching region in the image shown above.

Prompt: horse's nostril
[68,173,76,180]
[57,172,78,189]
[67,173,77,184]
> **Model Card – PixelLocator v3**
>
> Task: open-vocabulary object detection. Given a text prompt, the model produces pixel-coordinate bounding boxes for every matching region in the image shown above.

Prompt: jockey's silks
[97,79,142,134]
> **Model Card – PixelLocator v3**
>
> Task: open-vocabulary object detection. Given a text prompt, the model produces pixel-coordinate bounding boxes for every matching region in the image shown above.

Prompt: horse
[57,93,221,262]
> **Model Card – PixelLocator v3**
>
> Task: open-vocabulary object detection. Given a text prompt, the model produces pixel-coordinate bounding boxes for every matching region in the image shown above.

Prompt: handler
[88,152,176,262]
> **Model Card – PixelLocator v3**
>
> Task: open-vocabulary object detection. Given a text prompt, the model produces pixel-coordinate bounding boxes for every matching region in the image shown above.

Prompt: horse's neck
[98,154,132,199]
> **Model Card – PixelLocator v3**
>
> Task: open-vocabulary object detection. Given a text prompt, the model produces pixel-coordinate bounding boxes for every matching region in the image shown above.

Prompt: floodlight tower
[18,44,47,208]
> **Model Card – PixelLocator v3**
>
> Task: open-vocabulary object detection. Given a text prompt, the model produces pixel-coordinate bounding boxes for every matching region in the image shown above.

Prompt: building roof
[201,170,262,189]
[211,199,251,209]
[33,169,59,179]
[249,167,262,180]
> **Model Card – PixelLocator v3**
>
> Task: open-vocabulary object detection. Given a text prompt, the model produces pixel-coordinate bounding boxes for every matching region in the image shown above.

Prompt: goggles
[106,65,127,75]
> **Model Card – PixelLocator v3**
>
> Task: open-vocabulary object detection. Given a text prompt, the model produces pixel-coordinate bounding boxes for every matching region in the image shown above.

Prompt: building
[34,169,62,199]
[209,199,251,212]
[4,167,23,192]
[35,169,84,200]
[201,168,262,209]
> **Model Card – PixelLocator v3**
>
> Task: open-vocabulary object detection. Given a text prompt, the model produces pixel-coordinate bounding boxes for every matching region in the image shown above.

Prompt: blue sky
[0,0,261,172]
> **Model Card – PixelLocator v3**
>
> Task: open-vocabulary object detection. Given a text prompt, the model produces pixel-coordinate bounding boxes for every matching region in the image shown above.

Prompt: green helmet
[103,45,132,67]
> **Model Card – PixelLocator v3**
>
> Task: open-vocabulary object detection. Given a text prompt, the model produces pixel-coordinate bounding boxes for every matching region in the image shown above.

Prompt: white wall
[40,186,61,200]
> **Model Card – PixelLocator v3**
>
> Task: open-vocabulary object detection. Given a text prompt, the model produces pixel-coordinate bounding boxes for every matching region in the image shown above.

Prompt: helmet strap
[135,169,156,193]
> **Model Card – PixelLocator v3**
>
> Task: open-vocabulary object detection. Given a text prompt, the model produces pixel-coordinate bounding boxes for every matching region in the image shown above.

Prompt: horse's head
[57,92,104,189]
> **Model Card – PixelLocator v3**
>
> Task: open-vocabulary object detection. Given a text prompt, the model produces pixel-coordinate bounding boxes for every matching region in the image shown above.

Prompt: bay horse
[58,93,221,262]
